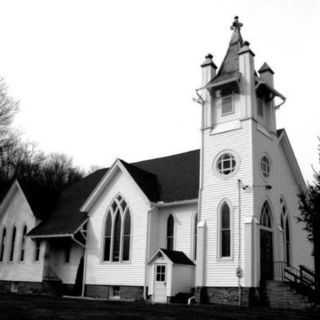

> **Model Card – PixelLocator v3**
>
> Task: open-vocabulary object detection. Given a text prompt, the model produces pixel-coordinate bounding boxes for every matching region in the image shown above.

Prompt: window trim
[34,239,41,262]
[9,226,17,262]
[221,94,234,117]
[101,194,132,264]
[217,200,233,260]
[0,227,7,262]
[19,225,27,262]
[260,154,271,179]
[166,214,174,251]
[260,200,273,229]
[214,150,240,179]
[280,197,291,266]
[110,286,120,299]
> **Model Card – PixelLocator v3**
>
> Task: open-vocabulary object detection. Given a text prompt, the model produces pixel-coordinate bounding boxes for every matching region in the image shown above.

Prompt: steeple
[216,16,243,77]
[204,16,245,89]
[230,16,243,45]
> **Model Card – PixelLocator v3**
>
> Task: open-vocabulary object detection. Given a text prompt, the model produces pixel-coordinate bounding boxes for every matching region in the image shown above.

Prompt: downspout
[195,88,205,223]
[143,206,154,300]
[194,88,206,294]
[237,179,242,306]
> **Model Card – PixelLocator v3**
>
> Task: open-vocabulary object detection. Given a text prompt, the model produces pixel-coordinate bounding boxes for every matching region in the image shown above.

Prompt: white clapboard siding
[200,119,254,287]
[48,244,83,284]
[85,169,150,286]
[157,204,197,260]
[0,183,45,282]
[253,128,313,273]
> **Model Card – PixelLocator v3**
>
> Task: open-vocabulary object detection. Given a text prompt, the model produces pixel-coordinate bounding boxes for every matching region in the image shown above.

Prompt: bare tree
[0,78,18,145]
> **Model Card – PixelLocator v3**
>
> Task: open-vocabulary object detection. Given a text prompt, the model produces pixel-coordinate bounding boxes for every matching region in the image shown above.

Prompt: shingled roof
[160,249,195,265]
[29,149,200,237]
[205,16,243,89]
[28,168,107,237]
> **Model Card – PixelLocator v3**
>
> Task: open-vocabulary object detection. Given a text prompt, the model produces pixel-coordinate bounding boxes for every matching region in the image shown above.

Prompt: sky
[0,0,319,182]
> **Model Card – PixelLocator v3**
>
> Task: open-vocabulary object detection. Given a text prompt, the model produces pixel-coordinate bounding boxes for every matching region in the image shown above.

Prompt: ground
[0,294,319,320]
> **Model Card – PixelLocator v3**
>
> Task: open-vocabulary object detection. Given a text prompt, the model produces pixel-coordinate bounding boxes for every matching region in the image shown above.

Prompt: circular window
[217,153,236,175]
[261,155,270,178]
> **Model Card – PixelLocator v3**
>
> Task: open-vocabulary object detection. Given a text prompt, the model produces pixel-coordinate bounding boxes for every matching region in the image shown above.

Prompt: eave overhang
[255,81,286,108]
[200,72,241,92]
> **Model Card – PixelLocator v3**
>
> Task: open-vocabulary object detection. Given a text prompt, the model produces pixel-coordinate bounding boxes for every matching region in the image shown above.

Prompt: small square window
[221,95,233,116]
[156,265,166,282]
[111,286,120,298]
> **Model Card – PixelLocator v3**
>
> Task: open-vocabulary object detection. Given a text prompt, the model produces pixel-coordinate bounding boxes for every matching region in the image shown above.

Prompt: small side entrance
[260,229,274,280]
[153,264,167,303]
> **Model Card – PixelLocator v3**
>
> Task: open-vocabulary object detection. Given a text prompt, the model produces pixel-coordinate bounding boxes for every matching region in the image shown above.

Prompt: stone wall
[195,286,259,306]
[0,280,61,296]
[85,285,144,301]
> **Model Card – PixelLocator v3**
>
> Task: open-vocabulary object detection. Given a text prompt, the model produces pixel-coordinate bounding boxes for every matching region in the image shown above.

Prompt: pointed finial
[231,16,243,31]
[201,53,217,69]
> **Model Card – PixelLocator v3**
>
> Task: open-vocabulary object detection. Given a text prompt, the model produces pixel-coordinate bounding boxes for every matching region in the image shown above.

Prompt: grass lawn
[0,294,319,320]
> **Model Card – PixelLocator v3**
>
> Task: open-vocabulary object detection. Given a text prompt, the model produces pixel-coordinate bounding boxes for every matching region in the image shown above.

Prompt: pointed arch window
[122,211,131,261]
[280,199,290,266]
[194,214,198,260]
[0,227,6,262]
[221,203,231,257]
[104,211,112,261]
[260,201,272,228]
[103,195,131,262]
[112,212,121,261]
[20,225,27,262]
[167,215,174,251]
[9,226,16,261]
[34,240,41,261]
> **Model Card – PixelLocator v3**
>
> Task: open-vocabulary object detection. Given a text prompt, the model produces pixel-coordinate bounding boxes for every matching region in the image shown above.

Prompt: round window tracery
[261,155,271,178]
[217,153,236,176]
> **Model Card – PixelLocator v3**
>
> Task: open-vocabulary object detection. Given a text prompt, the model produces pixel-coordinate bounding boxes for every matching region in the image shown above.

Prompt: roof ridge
[131,149,199,166]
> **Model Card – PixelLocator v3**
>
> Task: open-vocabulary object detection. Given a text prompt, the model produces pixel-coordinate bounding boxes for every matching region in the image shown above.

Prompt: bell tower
[196,17,286,304]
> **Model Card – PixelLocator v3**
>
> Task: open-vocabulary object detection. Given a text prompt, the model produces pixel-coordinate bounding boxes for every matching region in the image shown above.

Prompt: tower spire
[229,16,243,45]
[230,16,243,32]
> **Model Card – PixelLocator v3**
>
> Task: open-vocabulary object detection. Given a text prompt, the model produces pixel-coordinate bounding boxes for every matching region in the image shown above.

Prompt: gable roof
[161,249,195,265]
[0,180,53,222]
[28,168,107,237]
[131,149,199,202]
[277,129,306,192]
[29,150,200,237]
[149,248,195,266]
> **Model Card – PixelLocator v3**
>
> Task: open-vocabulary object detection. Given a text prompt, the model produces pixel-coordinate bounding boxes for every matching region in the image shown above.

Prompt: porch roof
[149,248,195,266]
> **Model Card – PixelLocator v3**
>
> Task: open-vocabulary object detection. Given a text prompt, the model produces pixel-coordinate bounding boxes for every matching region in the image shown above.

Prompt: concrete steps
[264,281,314,310]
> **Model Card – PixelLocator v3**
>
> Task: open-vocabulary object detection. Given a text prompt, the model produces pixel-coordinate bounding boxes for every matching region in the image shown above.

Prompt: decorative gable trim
[0,180,35,221]
[277,129,306,192]
[81,159,151,213]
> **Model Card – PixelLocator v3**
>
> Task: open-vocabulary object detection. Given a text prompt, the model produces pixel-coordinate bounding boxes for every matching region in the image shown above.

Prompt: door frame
[259,226,274,281]
[153,263,167,303]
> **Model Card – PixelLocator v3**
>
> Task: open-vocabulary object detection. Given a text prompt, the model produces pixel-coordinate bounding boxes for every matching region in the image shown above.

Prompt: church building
[0,17,314,306]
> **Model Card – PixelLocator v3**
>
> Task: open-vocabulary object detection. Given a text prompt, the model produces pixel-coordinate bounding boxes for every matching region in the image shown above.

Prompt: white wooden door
[153,264,167,303]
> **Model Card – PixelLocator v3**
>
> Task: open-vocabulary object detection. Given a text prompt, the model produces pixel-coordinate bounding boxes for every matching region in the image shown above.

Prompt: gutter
[143,205,155,300]
[28,233,73,239]
[255,81,286,109]
[151,198,198,208]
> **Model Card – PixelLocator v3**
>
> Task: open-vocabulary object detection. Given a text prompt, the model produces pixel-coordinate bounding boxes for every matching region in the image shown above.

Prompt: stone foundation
[0,280,75,296]
[85,284,144,301]
[195,286,259,306]
[0,280,50,295]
